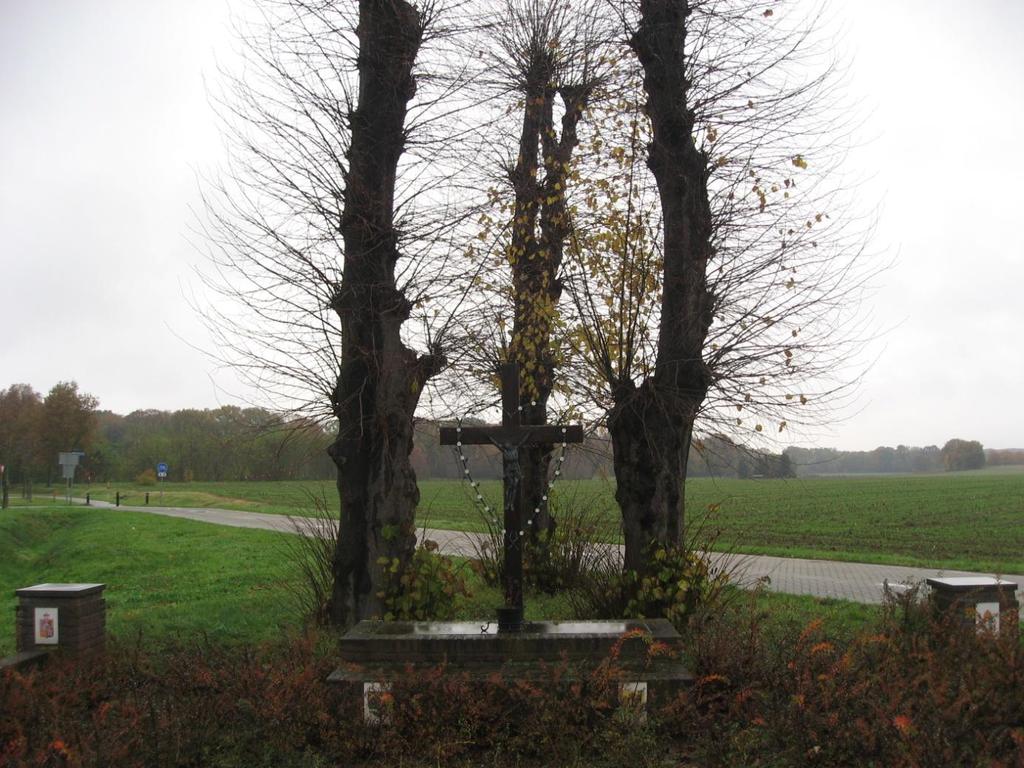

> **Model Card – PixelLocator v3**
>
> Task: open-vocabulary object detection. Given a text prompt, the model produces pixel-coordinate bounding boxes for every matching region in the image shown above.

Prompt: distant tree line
[0,382,336,484]
[987,448,1024,467]
[785,439,1014,475]
[0,382,99,485]
[2,382,1014,484]
[414,427,797,481]
[90,408,337,483]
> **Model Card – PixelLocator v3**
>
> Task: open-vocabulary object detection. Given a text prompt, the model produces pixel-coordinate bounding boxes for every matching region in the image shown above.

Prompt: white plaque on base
[34,607,59,645]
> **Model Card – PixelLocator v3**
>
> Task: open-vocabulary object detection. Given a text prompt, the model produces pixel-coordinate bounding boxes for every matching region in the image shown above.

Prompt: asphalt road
[70,498,1024,605]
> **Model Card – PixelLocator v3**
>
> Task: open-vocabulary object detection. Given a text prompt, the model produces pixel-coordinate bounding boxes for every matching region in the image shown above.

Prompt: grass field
[0,507,300,656]
[0,507,875,656]
[67,469,1024,574]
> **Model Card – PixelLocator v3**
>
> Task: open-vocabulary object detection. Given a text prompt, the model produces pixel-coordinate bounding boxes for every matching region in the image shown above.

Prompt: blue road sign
[156,462,168,478]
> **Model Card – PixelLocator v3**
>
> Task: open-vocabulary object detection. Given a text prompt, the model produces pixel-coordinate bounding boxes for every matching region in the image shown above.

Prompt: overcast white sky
[1,0,1021,451]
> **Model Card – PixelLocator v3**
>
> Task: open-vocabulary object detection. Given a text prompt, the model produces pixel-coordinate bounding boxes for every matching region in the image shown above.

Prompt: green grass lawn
[70,469,1024,574]
[0,507,876,656]
[0,507,301,656]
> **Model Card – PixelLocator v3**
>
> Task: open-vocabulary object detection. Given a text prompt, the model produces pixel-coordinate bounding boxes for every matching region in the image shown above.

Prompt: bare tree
[491,0,609,546]
[201,0,476,625]
[560,0,874,572]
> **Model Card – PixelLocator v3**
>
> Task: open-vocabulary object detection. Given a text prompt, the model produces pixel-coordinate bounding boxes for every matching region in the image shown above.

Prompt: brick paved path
[80,499,1023,605]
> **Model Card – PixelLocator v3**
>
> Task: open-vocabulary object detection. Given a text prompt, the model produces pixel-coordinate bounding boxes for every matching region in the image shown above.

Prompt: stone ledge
[0,650,49,673]
[328,660,694,684]
[337,619,683,664]
[15,583,105,599]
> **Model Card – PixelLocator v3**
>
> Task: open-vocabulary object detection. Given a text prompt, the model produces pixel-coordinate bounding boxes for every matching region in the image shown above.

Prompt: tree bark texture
[328,0,441,627]
[610,0,715,573]
[508,67,589,544]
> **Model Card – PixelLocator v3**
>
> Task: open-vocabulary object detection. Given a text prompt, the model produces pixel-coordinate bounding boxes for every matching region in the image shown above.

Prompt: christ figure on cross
[440,362,583,632]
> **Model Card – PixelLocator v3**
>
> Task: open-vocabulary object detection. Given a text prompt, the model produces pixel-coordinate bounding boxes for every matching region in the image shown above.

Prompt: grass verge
[0,507,299,655]
[1,507,878,655]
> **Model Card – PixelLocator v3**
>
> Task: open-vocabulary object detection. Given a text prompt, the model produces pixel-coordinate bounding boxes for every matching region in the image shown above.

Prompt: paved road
[77,499,1024,605]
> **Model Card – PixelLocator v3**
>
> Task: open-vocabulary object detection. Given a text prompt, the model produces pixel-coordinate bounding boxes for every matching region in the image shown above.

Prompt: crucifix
[440,362,584,632]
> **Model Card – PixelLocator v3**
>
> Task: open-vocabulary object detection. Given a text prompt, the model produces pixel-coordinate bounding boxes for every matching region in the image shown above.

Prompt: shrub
[621,541,731,627]
[4,611,1024,767]
[470,485,615,595]
[568,505,734,630]
[377,540,472,621]
[523,487,616,593]
[135,468,157,486]
[280,492,339,627]
[661,582,1024,767]
[0,635,664,767]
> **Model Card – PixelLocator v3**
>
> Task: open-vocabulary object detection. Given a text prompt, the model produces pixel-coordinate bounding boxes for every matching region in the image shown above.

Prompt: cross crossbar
[439,424,583,447]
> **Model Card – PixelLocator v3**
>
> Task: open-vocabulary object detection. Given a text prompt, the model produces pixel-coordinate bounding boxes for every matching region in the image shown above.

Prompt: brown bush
[3,604,1023,767]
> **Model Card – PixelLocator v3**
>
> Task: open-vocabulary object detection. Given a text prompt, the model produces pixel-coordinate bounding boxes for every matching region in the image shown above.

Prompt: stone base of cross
[440,363,583,632]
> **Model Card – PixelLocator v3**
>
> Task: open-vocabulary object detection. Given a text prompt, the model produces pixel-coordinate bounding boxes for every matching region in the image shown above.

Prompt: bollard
[145,492,149,505]
[85,492,90,506]
[115,491,120,507]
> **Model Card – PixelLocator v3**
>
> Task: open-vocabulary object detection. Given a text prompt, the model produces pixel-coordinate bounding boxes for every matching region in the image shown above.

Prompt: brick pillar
[926,577,1019,636]
[15,583,106,655]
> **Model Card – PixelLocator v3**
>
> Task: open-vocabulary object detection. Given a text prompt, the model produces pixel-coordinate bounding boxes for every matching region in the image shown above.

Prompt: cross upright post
[440,362,583,632]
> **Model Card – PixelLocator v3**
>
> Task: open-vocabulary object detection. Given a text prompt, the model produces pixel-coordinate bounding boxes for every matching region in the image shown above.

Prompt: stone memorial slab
[330,618,693,718]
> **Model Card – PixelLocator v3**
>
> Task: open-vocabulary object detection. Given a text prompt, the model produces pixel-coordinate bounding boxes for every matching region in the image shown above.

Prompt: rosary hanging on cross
[439,362,583,632]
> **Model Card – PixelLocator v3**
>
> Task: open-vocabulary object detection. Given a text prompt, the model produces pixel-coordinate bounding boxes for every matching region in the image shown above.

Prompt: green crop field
[62,468,1024,574]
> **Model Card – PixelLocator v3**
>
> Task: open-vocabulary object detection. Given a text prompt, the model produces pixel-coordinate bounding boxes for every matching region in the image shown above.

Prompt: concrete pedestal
[329,619,693,720]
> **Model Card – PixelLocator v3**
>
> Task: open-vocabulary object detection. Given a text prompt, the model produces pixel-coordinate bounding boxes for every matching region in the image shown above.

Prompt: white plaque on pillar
[976,602,1000,633]
[34,607,59,644]
[619,681,648,721]
[363,682,392,724]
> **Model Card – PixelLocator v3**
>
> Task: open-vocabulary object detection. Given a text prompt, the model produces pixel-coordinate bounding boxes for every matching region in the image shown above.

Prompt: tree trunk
[611,0,715,573]
[509,82,588,544]
[327,0,441,627]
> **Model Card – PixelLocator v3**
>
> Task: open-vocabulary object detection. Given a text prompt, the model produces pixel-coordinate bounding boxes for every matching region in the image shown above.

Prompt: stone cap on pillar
[926,577,1017,592]
[16,583,106,598]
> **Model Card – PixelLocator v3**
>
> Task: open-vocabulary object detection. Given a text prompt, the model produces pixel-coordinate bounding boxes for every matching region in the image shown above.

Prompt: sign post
[57,452,85,505]
[156,463,168,500]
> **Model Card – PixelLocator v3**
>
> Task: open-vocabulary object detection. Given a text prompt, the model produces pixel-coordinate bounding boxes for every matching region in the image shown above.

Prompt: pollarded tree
[201,0,471,625]
[561,0,873,571]
[481,0,609,545]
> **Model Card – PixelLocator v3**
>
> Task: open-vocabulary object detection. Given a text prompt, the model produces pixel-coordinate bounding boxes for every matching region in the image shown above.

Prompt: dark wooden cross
[440,362,583,632]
